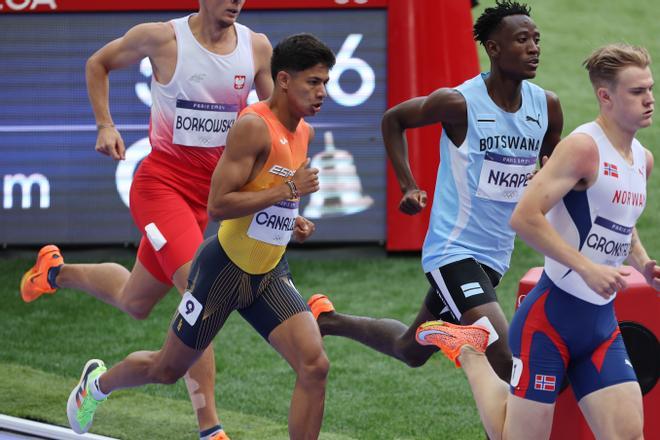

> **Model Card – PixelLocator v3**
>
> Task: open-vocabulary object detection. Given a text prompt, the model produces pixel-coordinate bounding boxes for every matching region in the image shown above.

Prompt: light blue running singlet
[422,73,548,275]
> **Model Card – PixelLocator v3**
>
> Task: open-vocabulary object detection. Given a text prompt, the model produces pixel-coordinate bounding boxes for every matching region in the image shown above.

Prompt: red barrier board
[0,0,387,13]
[386,0,479,250]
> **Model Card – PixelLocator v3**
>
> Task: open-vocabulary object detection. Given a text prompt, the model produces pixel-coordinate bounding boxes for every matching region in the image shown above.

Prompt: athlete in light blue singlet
[423,72,549,277]
[311,1,563,385]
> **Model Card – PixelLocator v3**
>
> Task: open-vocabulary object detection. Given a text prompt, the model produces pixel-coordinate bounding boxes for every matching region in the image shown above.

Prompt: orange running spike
[307,293,335,320]
[20,244,64,302]
[416,320,489,367]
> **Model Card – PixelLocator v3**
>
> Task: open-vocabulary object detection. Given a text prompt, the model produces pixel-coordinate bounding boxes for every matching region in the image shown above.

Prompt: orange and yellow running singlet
[218,101,310,274]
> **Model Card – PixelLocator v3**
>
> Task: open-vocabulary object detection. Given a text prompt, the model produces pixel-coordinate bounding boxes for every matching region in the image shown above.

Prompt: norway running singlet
[544,122,647,304]
[149,15,255,172]
[217,102,309,274]
[422,73,548,275]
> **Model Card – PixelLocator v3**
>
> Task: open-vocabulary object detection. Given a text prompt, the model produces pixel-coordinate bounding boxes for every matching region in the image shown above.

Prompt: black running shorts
[172,237,310,350]
[424,258,502,323]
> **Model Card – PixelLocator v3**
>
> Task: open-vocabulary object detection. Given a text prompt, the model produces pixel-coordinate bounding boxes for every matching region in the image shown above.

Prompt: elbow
[85,54,104,78]
[207,200,227,222]
[381,108,400,133]
[510,208,542,238]
[207,190,227,221]
[509,209,525,234]
[207,205,225,222]
[85,54,98,72]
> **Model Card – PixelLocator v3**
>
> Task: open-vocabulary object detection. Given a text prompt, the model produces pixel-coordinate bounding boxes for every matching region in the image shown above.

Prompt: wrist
[285,179,300,199]
[96,123,115,130]
[574,258,593,278]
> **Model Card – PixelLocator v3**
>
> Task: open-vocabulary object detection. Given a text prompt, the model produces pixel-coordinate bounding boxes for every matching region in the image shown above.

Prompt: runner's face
[490,15,540,80]
[285,64,330,117]
[203,0,245,26]
[606,66,655,130]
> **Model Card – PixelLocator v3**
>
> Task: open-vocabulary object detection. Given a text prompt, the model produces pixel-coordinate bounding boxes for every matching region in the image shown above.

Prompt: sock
[89,374,110,400]
[47,264,63,289]
[199,424,223,439]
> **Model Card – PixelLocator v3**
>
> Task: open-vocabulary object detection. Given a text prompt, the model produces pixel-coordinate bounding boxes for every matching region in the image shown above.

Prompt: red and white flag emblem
[234,75,246,90]
[603,162,619,178]
[534,374,556,391]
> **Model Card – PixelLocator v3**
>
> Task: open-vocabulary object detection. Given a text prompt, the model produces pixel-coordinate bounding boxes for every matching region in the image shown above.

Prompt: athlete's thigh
[130,168,204,284]
[269,312,325,371]
[567,314,637,402]
[508,279,568,405]
[136,237,172,285]
[391,287,443,357]
[578,381,643,440]
[171,237,242,351]
[171,261,193,294]
[568,318,641,438]
[237,258,309,339]
[462,301,512,379]
[120,256,172,308]
[426,258,509,367]
[503,394,555,440]
[239,264,323,366]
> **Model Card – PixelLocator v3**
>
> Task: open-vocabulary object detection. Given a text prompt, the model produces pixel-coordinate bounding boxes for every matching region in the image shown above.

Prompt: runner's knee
[297,350,330,385]
[396,337,433,368]
[122,293,158,320]
[149,361,187,385]
[600,419,643,440]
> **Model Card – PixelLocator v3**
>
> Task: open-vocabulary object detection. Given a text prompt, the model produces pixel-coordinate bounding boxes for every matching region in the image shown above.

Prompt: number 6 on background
[328,34,376,107]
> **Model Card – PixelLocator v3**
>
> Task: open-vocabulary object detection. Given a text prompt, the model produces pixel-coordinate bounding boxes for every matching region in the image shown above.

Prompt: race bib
[178,291,203,326]
[172,99,238,147]
[510,357,523,387]
[247,200,299,246]
[582,216,632,267]
[475,152,536,203]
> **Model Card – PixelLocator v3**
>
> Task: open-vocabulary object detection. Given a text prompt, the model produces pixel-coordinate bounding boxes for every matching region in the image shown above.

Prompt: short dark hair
[473,0,531,45]
[271,33,336,80]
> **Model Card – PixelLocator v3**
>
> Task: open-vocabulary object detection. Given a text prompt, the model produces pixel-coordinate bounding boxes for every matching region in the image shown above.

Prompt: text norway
[256,212,294,231]
[176,117,234,133]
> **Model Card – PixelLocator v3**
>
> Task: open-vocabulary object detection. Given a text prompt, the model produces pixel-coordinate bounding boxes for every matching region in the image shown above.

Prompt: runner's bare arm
[251,32,274,100]
[511,134,629,297]
[86,22,174,160]
[86,22,174,126]
[539,90,563,162]
[208,116,318,220]
[381,88,466,214]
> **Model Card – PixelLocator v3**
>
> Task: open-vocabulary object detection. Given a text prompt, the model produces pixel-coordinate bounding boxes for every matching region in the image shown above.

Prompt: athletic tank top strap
[218,102,310,274]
